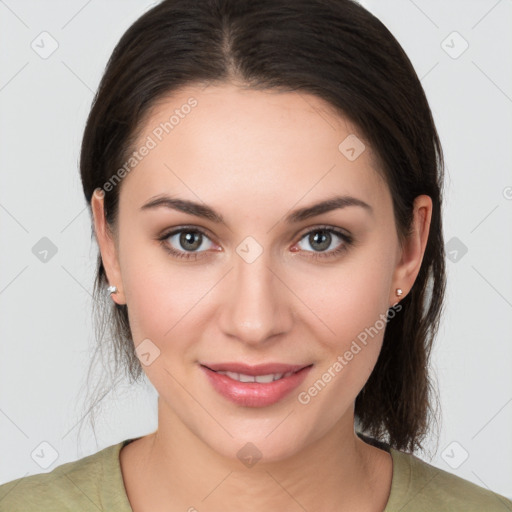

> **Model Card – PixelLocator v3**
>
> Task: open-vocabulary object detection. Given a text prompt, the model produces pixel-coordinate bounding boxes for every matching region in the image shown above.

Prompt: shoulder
[386,447,512,511]
[0,440,133,512]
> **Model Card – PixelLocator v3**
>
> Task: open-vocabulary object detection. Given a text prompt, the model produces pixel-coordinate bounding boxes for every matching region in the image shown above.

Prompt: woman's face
[93,83,429,462]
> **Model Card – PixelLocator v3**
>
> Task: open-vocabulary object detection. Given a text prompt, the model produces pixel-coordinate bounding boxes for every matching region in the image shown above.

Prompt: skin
[91,82,432,512]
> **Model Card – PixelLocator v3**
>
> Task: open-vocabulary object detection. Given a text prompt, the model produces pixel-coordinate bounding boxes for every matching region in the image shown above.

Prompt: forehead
[119,83,389,217]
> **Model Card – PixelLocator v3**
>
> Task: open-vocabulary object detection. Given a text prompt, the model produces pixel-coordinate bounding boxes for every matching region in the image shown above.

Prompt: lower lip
[200,365,313,407]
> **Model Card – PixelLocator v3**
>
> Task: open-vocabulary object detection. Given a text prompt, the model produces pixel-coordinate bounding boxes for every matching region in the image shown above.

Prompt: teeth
[216,370,296,383]
[225,371,243,381]
[257,374,277,383]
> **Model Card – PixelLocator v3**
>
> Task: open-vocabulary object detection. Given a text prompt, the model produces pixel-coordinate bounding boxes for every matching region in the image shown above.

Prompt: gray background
[1,0,511,500]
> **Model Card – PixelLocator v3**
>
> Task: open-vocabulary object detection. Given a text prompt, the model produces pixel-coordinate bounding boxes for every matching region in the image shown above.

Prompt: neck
[121,398,393,512]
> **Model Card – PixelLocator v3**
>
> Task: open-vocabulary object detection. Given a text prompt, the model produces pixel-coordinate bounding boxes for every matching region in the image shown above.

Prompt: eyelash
[157,225,354,262]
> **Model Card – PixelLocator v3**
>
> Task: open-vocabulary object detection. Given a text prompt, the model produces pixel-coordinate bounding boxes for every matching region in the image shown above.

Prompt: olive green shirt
[1,437,511,511]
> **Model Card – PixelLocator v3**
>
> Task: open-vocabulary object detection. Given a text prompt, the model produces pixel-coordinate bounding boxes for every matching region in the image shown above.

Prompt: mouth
[199,362,314,407]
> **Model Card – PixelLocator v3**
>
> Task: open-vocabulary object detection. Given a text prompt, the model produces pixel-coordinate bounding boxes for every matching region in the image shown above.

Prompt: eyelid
[159,224,216,241]
[296,223,351,240]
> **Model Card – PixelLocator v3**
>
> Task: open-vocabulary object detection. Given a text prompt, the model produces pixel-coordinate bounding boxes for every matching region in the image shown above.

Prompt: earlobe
[390,194,432,306]
[91,188,126,305]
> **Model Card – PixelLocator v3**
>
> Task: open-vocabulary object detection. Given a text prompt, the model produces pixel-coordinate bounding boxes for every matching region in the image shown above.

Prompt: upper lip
[201,362,312,376]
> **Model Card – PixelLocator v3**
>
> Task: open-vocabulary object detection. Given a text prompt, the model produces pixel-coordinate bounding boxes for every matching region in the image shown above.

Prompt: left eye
[296,228,352,256]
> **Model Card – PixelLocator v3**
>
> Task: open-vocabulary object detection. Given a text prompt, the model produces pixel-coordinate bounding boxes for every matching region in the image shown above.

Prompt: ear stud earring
[107,285,118,295]
[396,288,403,297]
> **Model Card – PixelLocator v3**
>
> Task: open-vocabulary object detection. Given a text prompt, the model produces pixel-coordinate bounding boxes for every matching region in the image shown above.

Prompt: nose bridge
[219,238,291,344]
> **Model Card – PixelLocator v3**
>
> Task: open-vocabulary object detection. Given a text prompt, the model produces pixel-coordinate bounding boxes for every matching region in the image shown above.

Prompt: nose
[218,247,294,346]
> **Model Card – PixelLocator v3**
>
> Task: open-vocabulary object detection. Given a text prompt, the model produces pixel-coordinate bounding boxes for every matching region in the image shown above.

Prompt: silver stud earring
[396,288,403,297]
[107,285,118,295]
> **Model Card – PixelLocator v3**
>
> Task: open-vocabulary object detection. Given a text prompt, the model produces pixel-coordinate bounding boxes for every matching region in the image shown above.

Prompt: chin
[197,420,313,467]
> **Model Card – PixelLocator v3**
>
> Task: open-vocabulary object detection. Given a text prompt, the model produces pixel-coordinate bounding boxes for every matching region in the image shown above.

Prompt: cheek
[119,241,223,385]
[293,243,395,401]
[121,260,201,395]
[123,269,196,343]
[118,235,188,343]
[294,245,394,346]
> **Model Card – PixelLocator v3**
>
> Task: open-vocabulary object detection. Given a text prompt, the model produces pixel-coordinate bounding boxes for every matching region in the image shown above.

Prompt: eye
[295,226,353,260]
[157,225,354,262]
[158,227,216,260]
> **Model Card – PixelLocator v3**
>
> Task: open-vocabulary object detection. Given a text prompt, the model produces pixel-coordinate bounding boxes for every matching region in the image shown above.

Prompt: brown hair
[78,0,445,454]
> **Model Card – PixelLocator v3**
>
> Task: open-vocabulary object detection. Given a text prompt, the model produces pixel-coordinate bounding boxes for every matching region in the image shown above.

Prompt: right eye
[158,227,217,260]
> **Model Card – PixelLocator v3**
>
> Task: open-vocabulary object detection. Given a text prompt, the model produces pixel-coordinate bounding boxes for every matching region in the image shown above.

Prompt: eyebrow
[140,194,373,224]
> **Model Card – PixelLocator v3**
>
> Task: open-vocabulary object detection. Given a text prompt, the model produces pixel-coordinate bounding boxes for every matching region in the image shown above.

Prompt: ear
[389,194,432,306]
[91,189,126,305]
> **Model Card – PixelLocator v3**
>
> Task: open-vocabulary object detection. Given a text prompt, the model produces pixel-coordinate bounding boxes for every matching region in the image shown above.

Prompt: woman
[1,0,510,510]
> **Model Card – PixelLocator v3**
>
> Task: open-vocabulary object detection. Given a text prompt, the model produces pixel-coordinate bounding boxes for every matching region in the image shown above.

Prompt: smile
[200,364,313,407]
